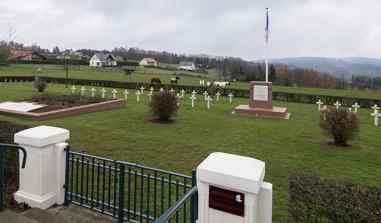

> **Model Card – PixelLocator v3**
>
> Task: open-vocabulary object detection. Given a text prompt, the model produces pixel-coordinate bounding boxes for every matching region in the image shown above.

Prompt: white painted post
[101,88,107,99]
[90,87,96,97]
[123,90,129,100]
[197,152,272,223]
[352,103,360,114]
[228,93,234,103]
[176,93,181,106]
[190,95,196,108]
[316,100,323,111]
[180,89,185,98]
[333,101,341,109]
[135,91,141,102]
[215,92,221,101]
[80,86,86,96]
[206,96,212,109]
[112,89,117,99]
[140,86,145,95]
[14,126,69,210]
[203,91,208,101]
[71,86,76,95]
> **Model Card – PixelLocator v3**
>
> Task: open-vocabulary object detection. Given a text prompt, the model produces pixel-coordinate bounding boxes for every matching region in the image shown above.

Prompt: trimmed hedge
[11,60,139,67]
[289,172,381,222]
[1,76,380,107]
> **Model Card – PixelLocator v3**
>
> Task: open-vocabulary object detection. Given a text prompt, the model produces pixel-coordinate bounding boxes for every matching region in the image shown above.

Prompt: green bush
[150,91,178,122]
[320,108,359,146]
[34,76,47,92]
[289,172,381,223]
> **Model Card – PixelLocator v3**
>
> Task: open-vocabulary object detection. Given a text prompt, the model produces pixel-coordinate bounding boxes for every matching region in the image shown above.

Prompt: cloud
[0,0,380,60]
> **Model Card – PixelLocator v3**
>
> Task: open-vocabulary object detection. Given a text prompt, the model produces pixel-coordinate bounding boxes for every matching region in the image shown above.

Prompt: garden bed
[0,94,126,120]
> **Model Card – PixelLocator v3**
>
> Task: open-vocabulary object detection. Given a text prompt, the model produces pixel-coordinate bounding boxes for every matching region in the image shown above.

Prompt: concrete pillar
[196,152,272,223]
[13,125,69,210]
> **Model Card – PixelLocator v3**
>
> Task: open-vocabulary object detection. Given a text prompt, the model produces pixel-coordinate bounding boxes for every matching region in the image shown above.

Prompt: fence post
[117,163,125,223]
[64,145,70,205]
[190,170,197,223]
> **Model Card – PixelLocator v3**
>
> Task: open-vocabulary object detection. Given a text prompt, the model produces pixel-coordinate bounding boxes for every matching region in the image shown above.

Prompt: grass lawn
[1,64,381,99]
[0,83,380,222]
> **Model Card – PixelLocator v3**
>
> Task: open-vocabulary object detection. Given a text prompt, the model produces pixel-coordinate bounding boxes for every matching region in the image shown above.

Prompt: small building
[89,53,117,67]
[178,61,196,71]
[139,58,158,67]
[8,50,47,61]
[115,56,125,62]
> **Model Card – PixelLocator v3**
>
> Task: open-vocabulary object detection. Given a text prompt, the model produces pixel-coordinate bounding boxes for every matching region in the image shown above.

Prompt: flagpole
[265,7,269,82]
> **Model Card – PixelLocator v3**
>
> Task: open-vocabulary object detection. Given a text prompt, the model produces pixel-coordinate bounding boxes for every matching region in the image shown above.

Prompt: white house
[89,53,117,67]
[139,58,158,66]
[178,61,196,71]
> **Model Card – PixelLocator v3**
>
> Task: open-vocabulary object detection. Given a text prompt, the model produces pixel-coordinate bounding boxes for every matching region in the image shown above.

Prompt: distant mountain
[255,57,381,77]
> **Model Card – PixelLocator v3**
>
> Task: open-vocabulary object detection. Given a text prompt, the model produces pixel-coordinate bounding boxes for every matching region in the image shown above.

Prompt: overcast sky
[0,0,380,60]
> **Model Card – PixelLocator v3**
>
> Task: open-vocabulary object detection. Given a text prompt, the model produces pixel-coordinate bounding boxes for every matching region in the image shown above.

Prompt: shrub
[289,172,381,223]
[320,108,359,146]
[150,91,178,122]
[34,76,47,92]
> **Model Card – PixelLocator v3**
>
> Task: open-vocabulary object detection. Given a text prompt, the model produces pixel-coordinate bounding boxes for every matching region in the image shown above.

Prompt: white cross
[206,96,212,109]
[203,91,208,101]
[371,104,380,112]
[90,87,96,97]
[149,87,154,92]
[190,95,196,108]
[191,90,197,96]
[135,91,141,102]
[228,93,234,103]
[316,100,324,111]
[123,90,129,100]
[71,86,76,94]
[321,105,328,112]
[176,93,181,106]
[333,101,341,109]
[160,88,164,92]
[348,107,352,113]
[215,92,221,101]
[112,89,118,99]
[371,109,381,127]
[180,89,185,98]
[148,91,153,102]
[80,86,86,96]
[140,86,145,95]
[4,79,7,82]
[352,103,360,114]
[101,88,107,98]
[20,80,23,85]
[170,88,174,93]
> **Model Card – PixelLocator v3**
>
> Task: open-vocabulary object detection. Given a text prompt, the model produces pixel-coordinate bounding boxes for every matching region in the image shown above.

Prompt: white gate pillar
[13,125,69,210]
[196,152,272,223]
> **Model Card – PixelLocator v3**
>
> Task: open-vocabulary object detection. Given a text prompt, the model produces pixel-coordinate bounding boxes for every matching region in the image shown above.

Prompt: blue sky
[0,0,380,60]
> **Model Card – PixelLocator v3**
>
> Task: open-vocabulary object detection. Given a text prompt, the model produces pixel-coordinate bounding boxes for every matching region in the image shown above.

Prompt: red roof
[8,50,47,60]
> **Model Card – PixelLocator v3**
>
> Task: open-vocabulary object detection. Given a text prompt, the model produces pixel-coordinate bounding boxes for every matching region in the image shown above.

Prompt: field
[0,82,380,222]
[1,64,381,99]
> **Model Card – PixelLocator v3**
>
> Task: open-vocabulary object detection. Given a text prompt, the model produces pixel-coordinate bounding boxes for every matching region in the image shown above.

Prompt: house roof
[94,53,116,61]
[8,50,47,60]
[179,61,195,66]
[141,58,157,63]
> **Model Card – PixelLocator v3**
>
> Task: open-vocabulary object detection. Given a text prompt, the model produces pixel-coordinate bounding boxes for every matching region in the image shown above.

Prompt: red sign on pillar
[209,186,245,217]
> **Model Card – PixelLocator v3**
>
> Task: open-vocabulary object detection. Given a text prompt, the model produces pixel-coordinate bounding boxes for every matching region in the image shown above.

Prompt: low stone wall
[0,99,126,120]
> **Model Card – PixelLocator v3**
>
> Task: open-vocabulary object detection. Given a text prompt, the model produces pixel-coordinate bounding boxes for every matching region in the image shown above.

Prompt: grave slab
[0,102,46,112]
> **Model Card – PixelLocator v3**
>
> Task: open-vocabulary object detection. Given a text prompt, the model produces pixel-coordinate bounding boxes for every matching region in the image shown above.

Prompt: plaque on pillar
[234,81,291,119]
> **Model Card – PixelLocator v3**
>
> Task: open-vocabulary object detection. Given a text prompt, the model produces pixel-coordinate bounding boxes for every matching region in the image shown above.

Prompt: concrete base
[14,190,57,210]
[234,105,291,120]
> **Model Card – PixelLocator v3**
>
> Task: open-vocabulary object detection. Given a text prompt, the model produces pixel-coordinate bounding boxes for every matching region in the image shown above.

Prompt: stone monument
[234,81,291,119]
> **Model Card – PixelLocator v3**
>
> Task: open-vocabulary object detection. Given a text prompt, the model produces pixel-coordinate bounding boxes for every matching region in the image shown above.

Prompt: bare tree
[0,22,14,64]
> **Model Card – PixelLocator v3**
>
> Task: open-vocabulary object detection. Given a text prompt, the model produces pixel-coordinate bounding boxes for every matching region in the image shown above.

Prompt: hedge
[289,172,381,222]
[10,60,139,67]
[1,76,380,107]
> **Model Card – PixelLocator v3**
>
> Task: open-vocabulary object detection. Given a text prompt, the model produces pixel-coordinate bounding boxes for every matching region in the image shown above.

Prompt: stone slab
[0,210,38,223]
[234,104,291,120]
[0,102,46,112]
[249,81,273,109]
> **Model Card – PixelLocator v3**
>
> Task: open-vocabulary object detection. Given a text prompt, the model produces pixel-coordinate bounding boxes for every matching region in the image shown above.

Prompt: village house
[139,58,158,66]
[115,56,125,62]
[8,50,47,61]
[89,53,117,67]
[178,61,196,71]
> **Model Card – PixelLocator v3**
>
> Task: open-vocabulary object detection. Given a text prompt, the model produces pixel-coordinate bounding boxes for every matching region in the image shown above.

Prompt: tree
[269,64,276,82]
[52,46,60,54]
[0,23,13,65]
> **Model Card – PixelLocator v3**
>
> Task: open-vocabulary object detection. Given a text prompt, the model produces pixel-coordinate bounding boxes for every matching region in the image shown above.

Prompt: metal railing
[0,143,27,212]
[64,146,197,223]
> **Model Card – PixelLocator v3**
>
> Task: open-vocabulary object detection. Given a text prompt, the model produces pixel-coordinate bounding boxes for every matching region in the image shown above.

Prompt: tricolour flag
[265,8,269,43]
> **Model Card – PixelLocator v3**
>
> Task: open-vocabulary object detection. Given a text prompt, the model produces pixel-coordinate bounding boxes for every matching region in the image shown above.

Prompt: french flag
[265,8,269,43]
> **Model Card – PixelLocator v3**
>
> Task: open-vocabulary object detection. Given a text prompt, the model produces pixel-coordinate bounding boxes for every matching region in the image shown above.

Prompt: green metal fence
[64,146,197,223]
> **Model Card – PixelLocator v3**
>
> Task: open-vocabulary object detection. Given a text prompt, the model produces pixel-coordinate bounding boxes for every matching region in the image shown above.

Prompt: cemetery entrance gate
[64,146,198,223]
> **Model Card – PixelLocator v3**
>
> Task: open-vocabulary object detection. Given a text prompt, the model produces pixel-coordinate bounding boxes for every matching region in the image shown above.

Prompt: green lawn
[1,64,381,99]
[0,83,380,222]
